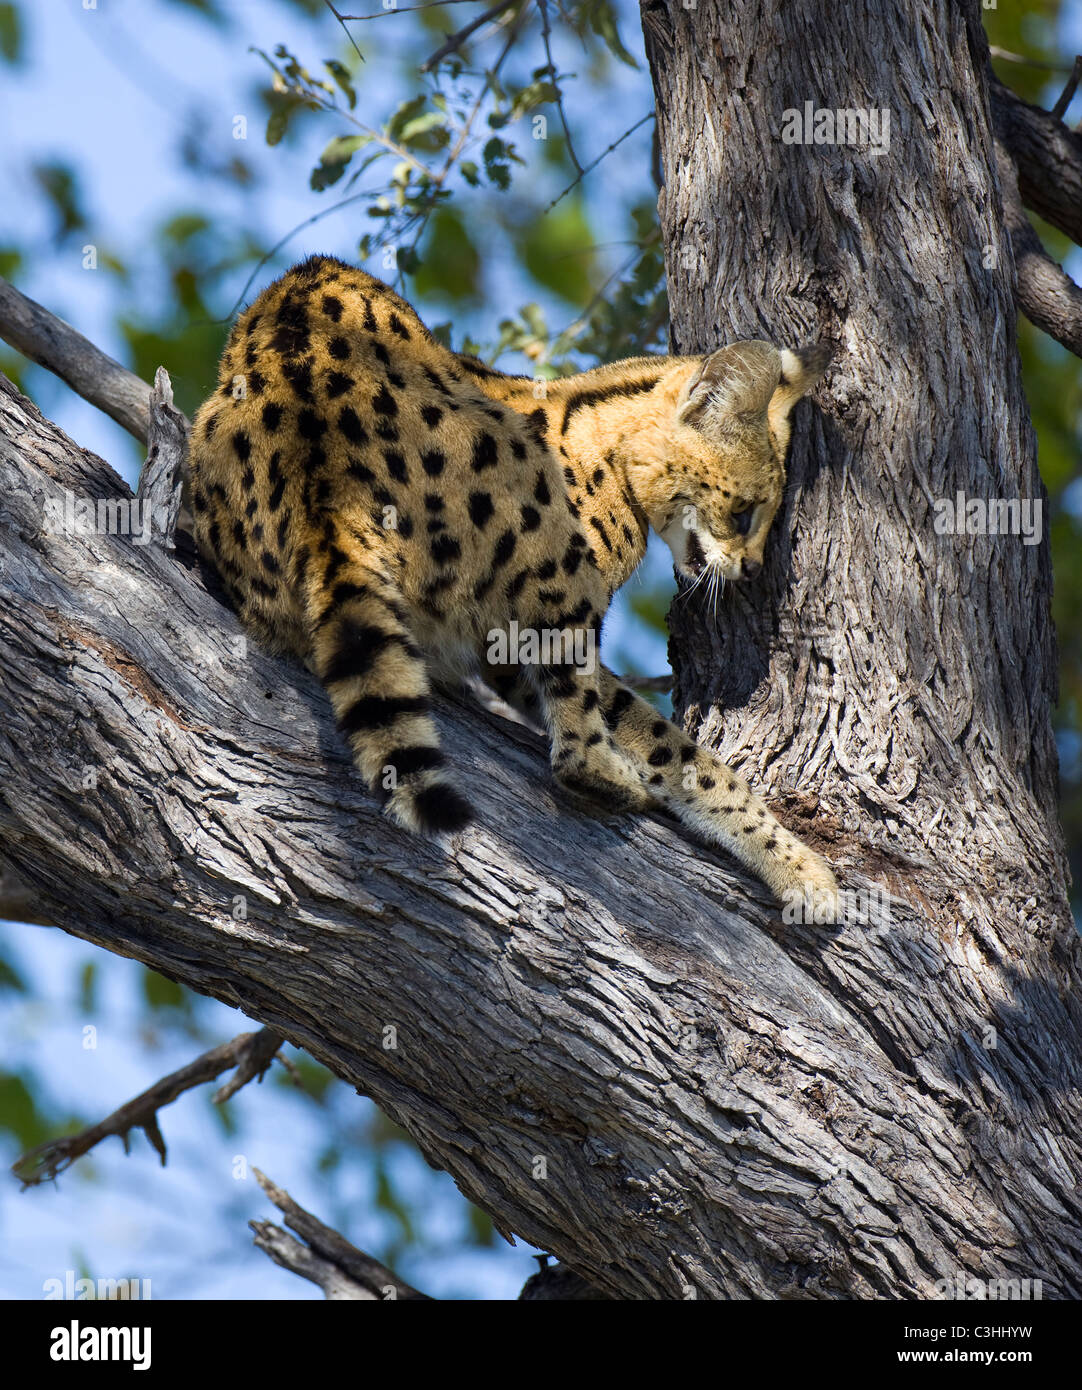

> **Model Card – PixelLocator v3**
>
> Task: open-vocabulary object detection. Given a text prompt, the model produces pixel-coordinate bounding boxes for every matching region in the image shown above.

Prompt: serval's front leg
[598,667,839,919]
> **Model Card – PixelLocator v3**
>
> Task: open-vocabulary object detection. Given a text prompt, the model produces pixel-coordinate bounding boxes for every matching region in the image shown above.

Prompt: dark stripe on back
[560,377,659,434]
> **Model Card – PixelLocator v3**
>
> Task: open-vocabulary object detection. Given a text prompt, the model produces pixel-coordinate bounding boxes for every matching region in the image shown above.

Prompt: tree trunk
[644,0,1081,1287]
[1,0,1080,1299]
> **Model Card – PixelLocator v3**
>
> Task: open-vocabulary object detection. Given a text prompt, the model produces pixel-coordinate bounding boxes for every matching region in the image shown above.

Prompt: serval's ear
[676,341,782,432]
[768,342,834,453]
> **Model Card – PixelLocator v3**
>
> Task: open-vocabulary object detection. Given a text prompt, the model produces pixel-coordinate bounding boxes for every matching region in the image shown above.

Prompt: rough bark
[645,0,1081,1291]
[1,0,1081,1300]
[5,367,1079,1297]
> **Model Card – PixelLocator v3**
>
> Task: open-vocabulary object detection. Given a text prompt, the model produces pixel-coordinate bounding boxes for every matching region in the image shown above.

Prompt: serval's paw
[774,849,840,925]
[553,740,651,812]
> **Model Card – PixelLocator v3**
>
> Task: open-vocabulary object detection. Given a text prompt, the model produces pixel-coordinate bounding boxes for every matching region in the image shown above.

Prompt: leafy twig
[420,0,519,73]
[537,0,582,174]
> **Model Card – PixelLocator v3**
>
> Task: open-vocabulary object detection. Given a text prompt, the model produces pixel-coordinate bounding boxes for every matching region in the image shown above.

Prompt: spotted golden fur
[188,254,838,915]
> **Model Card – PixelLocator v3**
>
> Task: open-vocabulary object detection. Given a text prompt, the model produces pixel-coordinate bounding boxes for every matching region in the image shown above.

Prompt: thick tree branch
[989,71,1082,247]
[12,1028,283,1185]
[2,366,1081,1297]
[0,275,165,444]
[996,141,1082,356]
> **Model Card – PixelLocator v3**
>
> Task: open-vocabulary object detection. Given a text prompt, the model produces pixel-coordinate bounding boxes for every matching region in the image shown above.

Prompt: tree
[2,0,1081,1299]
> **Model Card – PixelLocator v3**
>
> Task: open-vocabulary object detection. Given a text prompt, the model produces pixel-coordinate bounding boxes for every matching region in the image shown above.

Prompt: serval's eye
[732,503,754,536]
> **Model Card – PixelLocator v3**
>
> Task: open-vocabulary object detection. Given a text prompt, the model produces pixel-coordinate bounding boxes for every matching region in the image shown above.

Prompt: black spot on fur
[325,371,354,399]
[273,295,310,357]
[589,517,613,551]
[373,384,398,416]
[347,458,376,486]
[338,405,368,445]
[282,357,315,402]
[605,688,634,728]
[338,694,429,732]
[384,451,409,483]
[322,623,402,683]
[468,491,494,528]
[560,376,657,433]
[298,409,326,440]
[431,534,461,565]
[492,529,516,569]
[472,433,498,472]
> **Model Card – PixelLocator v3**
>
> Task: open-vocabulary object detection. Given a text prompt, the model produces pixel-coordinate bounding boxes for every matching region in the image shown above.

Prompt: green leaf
[413,208,480,302]
[398,111,449,152]
[0,1072,52,1151]
[629,588,671,637]
[482,136,514,190]
[311,134,370,191]
[520,197,596,304]
[161,214,211,245]
[0,952,25,993]
[508,79,560,122]
[324,58,357,109]
[0,3,22,64]
[141,968,189,1012]
[581,0,639,67]
[265,95,302,147]
[387,94,427,142]
[78,961,96,1013]
[32,162,86,241]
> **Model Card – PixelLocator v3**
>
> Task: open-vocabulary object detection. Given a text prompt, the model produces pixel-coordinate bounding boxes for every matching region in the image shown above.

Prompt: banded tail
[305,532,473,834]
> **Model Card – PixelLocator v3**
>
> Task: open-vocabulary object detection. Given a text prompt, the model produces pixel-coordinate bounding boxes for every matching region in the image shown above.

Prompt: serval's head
[626,340,832,583]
